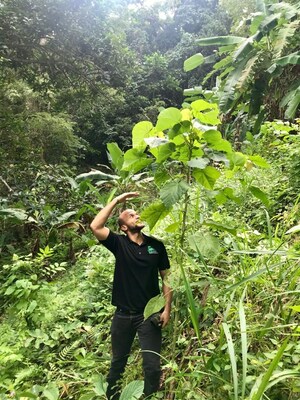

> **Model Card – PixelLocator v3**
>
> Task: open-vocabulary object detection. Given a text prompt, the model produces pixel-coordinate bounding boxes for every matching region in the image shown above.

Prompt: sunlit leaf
[156,107,182,131]
[191,99,218,112]
[289,305,300,312]
[181,108,193,121]
[144,294,166,320]
[122,149,152,174]
[197,109,221,125]
[184,53,204,72]
[107,142,124,171]
[132,121,154,150]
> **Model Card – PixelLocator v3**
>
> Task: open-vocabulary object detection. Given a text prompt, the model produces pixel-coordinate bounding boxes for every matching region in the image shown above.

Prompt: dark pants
[106,310,162,400]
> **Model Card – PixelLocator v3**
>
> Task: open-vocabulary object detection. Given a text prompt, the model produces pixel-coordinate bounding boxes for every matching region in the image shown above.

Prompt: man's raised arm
[90,192,139,241]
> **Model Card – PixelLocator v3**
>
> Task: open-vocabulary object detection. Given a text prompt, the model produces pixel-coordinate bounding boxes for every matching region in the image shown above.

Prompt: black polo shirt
[100,230,170,312]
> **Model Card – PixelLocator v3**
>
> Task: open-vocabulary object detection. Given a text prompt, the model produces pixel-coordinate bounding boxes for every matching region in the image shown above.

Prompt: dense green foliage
[1,0,300,399]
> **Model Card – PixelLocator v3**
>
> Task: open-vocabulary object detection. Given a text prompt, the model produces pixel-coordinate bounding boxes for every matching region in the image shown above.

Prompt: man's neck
[127,231,144,245]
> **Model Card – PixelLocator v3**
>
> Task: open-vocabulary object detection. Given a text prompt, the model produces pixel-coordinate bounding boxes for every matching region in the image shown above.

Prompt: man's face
[119,209,145,233]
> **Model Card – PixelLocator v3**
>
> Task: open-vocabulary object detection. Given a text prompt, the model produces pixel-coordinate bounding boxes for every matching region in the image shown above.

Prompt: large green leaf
[184,53,204,72]
[149,142,176,163]
[122,149,152,174]
[191,99,218,112]
[160,180,189,208]
[195,110,221,126]
[132,121,154,150]
[93,374,107,396]
[140,201,170,231]
[203,130,232,153]
[197,36,245,46]
[107,142,124,172]
[188,232,221,260]
[193,166,221,189]
[119,380,144,400]
[156,108,182,131]
[144,294,166,320]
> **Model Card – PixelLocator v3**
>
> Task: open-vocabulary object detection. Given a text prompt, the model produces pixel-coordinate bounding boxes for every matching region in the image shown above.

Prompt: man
[90,192,172,400]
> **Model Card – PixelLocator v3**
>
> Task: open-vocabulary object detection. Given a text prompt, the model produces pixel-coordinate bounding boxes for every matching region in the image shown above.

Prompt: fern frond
[86,326,102,341]
[273,20,300,59]
[59,340,80,360]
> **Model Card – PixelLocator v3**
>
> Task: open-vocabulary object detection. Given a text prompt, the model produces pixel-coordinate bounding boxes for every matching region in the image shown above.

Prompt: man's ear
[120,225,127,232]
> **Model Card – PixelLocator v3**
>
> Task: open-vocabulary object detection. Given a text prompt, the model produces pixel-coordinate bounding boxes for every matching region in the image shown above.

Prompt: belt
[116,307,143,315]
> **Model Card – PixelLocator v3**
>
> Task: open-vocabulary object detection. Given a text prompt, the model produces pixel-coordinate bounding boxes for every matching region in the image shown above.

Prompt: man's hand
[91,192,139,241]
[160,310,171,328]
[115,192,139,204]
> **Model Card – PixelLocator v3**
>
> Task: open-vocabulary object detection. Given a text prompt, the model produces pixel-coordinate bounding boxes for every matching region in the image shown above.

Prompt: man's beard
[128,223,145,233]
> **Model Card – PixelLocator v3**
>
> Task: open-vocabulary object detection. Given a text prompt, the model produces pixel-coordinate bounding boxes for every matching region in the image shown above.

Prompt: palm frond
[219,57,251,112]
[236,54,260,90]
[273,20,300,59]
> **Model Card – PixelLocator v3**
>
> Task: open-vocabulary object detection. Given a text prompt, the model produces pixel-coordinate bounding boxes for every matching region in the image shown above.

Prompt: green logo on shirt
[148,245,158,254]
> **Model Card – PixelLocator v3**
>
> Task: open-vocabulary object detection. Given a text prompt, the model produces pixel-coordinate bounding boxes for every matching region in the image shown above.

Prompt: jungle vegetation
[0,0,300,399]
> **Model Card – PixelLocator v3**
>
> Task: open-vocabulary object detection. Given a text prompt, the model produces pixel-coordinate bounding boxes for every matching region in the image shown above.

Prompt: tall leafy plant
[110,101,269,342]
